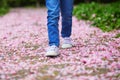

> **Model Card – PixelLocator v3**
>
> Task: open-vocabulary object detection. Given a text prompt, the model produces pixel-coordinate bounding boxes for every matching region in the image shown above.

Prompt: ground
[0,8,120,80]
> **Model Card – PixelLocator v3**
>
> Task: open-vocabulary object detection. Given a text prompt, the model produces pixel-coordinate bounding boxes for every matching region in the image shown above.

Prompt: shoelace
[63,37,72,44]
[47,45,58,51]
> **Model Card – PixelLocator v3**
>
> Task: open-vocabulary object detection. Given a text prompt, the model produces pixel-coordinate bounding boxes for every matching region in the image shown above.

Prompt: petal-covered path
[0,8,120,80]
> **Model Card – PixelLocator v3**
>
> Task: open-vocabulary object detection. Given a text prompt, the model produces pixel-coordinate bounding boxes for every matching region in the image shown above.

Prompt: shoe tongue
[50,45,57,49]
[64,37,70,39]
[64,38,72,44]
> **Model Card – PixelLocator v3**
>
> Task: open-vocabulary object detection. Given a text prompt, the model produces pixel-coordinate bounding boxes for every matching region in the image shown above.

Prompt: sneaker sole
[45,51,59,57]
[61,44,72,49]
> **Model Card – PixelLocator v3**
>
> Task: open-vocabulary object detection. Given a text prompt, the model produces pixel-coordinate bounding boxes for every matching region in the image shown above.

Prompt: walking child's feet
[46,45,59,57]
[61,37,73,49]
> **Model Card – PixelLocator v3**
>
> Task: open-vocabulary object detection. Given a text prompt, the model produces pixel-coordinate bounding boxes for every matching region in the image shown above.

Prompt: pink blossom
[0,8,119,80]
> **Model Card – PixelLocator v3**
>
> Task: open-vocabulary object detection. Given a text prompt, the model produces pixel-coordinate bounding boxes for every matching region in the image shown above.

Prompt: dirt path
[0,8,120,80]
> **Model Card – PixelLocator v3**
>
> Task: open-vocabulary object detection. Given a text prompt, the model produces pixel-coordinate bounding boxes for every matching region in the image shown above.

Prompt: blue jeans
[46,0,74,47]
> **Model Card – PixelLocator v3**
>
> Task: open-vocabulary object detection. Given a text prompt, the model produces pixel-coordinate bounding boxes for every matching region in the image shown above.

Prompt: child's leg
[46,0,60,47]
[60,0,74,38]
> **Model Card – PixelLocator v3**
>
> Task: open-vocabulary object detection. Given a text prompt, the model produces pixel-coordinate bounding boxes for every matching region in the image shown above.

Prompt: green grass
[73,1,120,32]
[0,7,9,16]
[115,33,120,38]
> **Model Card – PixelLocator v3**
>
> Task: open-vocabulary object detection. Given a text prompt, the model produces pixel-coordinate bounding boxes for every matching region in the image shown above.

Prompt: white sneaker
[46,45,59,57]
[61,37,73,49]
